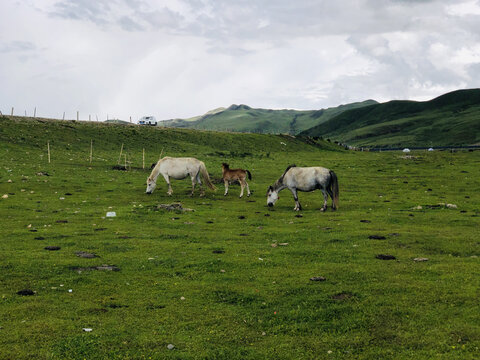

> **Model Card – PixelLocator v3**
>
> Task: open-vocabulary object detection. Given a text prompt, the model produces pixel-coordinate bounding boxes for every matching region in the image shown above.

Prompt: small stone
[2,194,8,199]
[167,344,175,350]
[279,243,288,246]
[310,276,326,282]
[106,212,116,217]
[180,296,185,301]
[82,328,93,332]
[446,204,457,209]
[412,205,422,210]
[271,243,278,248]
[220,269,226,273]
[413,257,429,262]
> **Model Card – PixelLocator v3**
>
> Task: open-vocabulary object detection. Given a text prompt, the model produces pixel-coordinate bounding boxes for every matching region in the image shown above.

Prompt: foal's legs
[239,179,245,198]
[245,179,251,197]
[289,187,302,211]
[162,174,173,195]
[224,179,229,196]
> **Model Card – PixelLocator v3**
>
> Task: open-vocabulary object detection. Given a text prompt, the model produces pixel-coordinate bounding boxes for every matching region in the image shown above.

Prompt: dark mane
[280,164,296,182]
[270,164,296,191]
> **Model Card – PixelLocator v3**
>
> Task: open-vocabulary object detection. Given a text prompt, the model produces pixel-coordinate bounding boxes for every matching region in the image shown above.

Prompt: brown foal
[221,163,252,197]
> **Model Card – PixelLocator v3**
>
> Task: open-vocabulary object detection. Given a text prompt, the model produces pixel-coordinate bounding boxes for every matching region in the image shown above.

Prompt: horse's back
[160,157,202,178]
[285,166,330,190]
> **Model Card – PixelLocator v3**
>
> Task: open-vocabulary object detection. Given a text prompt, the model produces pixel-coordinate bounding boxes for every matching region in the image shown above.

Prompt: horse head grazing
[266,185,279,207]
[222,163,230,170]
[145,176,157,194]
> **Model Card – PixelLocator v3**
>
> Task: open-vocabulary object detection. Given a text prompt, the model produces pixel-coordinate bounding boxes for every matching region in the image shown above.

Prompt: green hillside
[300,89,480,148]
[161,101,377,134]
[0,116,338,162]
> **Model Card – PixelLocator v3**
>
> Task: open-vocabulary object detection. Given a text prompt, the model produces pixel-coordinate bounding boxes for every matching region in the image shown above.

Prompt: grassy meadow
[1,116,479,359]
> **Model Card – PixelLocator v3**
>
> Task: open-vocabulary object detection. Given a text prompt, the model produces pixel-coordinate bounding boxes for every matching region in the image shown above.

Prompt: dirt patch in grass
[376,254,396,260]
[75,251,99,258]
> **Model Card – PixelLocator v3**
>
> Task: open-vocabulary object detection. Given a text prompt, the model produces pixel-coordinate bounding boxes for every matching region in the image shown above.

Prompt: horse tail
[329,170,339,209]
[200,162,216,191]
[246,170,252,180]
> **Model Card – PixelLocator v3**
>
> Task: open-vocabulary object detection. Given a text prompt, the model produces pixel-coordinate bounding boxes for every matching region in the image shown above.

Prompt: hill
[160,100,377,134]
[300,89,480,148]
[0,116,339,161]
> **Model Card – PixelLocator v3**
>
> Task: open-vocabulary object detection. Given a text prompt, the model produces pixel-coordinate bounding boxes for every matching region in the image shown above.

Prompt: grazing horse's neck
[273,178,287,192]
[150,159,164,180]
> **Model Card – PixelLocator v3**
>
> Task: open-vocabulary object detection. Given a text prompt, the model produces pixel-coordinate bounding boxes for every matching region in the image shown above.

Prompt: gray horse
[267,164,339,211]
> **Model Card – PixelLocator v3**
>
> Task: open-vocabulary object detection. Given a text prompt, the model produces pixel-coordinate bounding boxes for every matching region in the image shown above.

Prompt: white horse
[146,157,216,196]
[267,164,339,211]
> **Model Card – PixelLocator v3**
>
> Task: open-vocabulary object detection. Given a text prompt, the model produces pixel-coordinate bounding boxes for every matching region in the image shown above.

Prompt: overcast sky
[1,0,479,121]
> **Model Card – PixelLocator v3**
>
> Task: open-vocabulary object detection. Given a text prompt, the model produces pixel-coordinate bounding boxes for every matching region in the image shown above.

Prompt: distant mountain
[160,100,377,134]
[300,89,480,147]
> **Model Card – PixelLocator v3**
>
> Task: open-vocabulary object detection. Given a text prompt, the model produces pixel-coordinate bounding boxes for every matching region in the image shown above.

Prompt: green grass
[1,116,479,359]
[300,89,480,147]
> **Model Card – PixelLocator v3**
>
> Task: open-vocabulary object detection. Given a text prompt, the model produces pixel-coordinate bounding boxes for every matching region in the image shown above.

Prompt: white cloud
[0,0,479,120]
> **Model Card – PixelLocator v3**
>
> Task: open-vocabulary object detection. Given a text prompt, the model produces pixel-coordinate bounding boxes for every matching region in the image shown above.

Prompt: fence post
[11,107,14,116]
[90,139,93,163]
[47,141,51,163]
[117,143,124,164]
[34,107,36,118]
[77,111,79,121]
[63,112,65,120]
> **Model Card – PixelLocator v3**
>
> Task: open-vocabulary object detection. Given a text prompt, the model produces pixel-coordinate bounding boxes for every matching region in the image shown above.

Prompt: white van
[138,116,157,126]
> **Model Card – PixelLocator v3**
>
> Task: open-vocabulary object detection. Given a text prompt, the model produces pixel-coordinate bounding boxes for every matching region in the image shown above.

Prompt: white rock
[167,344,175,350]
[82,328,93,332]
[106,211,116,217]
[1,194,8,199]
